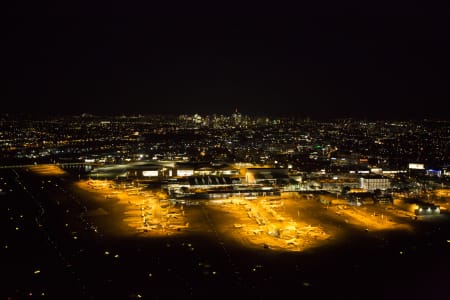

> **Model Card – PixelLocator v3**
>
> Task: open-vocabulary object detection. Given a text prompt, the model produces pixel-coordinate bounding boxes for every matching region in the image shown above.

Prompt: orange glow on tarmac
[75,180,188,237]
[205,196,331,252]
[328,204,413,231]
[434,189,450,197]
[28,164,68,176]
[71,180,426,252]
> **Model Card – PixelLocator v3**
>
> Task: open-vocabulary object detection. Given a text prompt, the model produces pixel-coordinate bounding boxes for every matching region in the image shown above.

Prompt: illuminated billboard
[408,163,424,170]
[177,169,194,176]
[142,170,159,177]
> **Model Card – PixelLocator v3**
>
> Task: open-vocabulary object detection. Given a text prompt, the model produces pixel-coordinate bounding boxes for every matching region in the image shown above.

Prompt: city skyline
[4,3,449,119]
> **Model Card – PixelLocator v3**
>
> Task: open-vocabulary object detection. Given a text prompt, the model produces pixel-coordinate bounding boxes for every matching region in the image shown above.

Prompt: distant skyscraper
[232,108,242,125]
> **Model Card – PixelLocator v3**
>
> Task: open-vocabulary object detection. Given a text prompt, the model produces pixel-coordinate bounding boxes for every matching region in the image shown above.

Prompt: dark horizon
[4,3,450,120]
[1,111,449,122]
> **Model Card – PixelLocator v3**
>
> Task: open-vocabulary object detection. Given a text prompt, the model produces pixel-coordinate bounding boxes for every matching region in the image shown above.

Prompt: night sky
[4,2,450,119]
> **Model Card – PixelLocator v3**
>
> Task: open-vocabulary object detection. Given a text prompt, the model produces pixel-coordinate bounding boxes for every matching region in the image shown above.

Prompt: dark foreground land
[1,168,450,300]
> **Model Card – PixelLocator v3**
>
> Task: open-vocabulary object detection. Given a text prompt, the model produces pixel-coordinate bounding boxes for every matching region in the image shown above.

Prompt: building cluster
[1,113,449,211]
